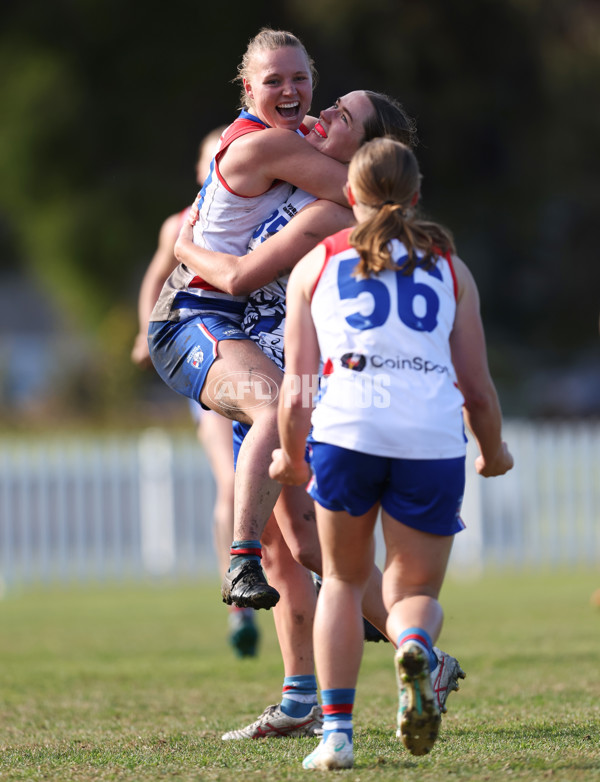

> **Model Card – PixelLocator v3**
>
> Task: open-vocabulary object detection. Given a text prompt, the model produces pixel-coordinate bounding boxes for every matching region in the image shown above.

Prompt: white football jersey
[151,111,293,323]
[310,228,467,459]
[241,187,317,368]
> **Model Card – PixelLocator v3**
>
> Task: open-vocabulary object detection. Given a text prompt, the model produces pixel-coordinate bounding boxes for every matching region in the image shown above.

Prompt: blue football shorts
[232,421,250,469]
[148,315,250,408]
[307,440,466,536]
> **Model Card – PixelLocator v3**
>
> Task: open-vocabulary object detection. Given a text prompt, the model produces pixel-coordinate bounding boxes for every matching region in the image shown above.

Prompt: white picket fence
[451,419,600,576]
[0,421,598,592]
[0,429,218,591]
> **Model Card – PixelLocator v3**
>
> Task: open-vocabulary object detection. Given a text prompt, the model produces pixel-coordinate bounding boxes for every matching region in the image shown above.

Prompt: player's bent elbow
[220,268,255,297]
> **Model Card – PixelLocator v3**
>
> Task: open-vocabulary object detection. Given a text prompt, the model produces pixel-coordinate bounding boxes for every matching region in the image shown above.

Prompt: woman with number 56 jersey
[270,137,514,771]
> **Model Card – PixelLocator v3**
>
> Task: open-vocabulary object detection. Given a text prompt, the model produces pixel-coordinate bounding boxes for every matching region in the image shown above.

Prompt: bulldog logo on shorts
[187,346,204,368]
[340,352,366,372]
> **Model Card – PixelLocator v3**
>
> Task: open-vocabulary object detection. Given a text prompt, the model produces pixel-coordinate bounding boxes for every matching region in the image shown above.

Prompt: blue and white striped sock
[321,687,355,743]
[280,675,318,718]
[397,627,437,672]
[229,539,262,569]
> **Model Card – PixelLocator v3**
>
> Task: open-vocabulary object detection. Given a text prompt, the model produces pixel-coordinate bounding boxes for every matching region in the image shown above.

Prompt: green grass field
[1,570,599,781]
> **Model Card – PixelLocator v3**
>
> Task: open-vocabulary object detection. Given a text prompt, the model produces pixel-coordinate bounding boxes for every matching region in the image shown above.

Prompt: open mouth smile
[312,122,327,138]
[276,101,300,119]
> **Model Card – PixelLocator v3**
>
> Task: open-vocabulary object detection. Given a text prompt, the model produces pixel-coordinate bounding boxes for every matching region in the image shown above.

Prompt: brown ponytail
[348,138,455,278]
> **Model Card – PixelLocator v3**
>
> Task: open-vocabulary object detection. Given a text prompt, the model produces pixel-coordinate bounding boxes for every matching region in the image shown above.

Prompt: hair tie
[380,199,407,216]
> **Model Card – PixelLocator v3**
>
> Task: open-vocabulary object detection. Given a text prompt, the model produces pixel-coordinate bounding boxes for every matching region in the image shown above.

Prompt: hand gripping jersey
[241,187,317,369]
[151,111,295,324]
[310,228,467,460]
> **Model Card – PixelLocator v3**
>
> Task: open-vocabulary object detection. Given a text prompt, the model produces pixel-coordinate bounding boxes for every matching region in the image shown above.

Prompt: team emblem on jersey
[187,346,204,369]
[341,352,366,372]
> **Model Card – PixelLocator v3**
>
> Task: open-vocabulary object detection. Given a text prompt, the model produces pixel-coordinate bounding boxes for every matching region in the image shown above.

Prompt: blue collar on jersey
[238,109,269,127]
[238,109,307,138]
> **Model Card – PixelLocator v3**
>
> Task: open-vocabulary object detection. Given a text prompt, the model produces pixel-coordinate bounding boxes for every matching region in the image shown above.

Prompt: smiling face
[306,91,375,163]
[243,46,313,131]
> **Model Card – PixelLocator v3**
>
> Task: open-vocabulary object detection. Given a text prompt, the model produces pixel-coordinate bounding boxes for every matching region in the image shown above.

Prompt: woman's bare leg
[261,514,315,676]
[197,411,235,578]
[220,514,322,741]
[313,504,379,688]
[381,511,453,648]
[201,338,284,609]
[274,485,391,641]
